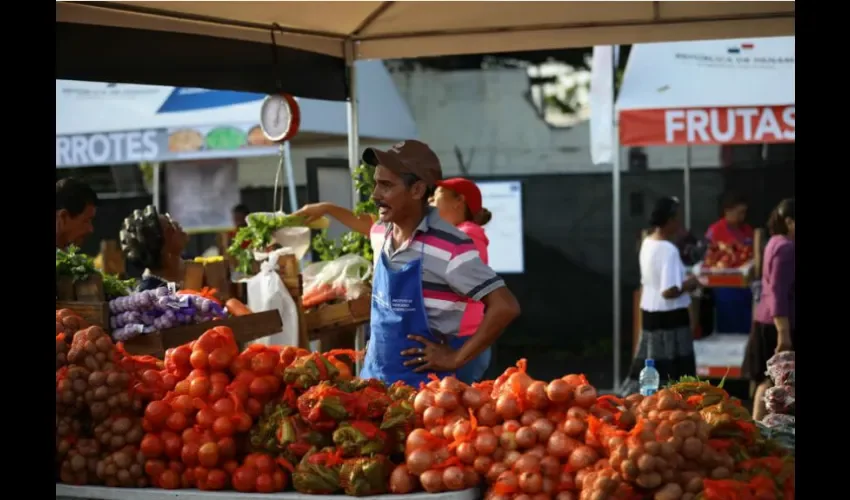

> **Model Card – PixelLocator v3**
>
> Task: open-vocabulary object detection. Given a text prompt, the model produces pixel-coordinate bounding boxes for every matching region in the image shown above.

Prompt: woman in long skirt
[621,197,704,394]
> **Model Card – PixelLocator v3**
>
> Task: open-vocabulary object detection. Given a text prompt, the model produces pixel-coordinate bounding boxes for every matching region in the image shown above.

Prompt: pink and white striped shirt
[370,209,504,337]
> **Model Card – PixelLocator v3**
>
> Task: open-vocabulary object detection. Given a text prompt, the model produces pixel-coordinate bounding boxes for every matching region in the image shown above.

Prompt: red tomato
[209,348,234,372]
[255,472,274,493]
[212,397,236,415]
[232,466,257,492]
[140,434,164,458]
[230,356,250,375]
[170,346,192,369]
[253,454,275,474]
[228,382,250,402]
[158,470,180,489]
[190,349,209,369]
[170,395,194,414]
[272,470,287,491]
[182,428,202,443]
[246,398,263,417]
[210,372,231,385]
[222,460,239,475]
[209,383,227,401]
[213,416,234,438]
[217,437,236,460]
[249,377,272,398]
[173,380,191,396]
[144,459,166,479]
[166,412,188,432]
[181,441,201,466]
[198,442,220,468]
[232,412,252,433]
[161,432,182,460]
[196,408,217,429]
[205,469,229,490]
[250,352,278,375]
[144,401,171,427]
[189,378,211,399]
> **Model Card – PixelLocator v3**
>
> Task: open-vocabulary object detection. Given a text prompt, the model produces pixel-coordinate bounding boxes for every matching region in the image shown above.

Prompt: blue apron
[360,233,464,387]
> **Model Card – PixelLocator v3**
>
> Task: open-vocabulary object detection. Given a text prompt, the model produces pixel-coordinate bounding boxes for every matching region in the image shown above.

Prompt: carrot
[302,288,340,309]
[225,298,253,316]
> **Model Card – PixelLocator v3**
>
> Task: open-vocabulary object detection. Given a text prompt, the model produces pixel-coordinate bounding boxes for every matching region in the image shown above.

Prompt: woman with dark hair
[744,198,795,420]
[622,197,705,393]
[120,205,189,292]
[706,192,754,246]
[429,178,494,382]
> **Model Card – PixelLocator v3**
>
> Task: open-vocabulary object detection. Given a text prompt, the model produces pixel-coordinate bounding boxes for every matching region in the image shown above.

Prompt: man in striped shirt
[294,140,520,385]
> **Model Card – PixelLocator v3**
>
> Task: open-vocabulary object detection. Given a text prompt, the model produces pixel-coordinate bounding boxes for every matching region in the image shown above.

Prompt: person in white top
[621,197,705,394]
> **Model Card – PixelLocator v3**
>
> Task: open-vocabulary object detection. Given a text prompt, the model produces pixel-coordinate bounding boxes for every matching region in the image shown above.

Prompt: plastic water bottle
[639,359,660,396]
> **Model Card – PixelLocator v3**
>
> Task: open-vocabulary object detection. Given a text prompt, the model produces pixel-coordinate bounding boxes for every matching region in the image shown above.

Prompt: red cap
[437,178,482,215]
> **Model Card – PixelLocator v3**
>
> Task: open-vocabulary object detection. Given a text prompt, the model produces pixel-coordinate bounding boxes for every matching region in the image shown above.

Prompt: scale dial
[259,93,301,142]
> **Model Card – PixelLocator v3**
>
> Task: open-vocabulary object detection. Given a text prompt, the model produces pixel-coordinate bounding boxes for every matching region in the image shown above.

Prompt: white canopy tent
[616,36,795,227]
[57,0,795,386]
[56,60,416,168]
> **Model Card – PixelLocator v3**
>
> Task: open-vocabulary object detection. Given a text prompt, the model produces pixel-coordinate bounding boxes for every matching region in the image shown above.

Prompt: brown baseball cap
[362,140,443,186]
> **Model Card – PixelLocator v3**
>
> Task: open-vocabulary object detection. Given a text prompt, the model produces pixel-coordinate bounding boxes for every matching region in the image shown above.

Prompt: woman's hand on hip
[401,335,460,373]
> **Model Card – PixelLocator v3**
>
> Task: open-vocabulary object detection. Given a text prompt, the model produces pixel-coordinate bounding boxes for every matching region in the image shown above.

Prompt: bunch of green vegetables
[227,213,312,275]
[312,163,377,263]
[56,245,98,282]
[56,245,135,298]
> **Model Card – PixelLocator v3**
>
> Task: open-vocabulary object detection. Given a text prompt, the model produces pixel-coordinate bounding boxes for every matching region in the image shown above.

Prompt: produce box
[691,261,754,288]
[56,274,106,302]
[122,310,283,357]
[55,300,110,330]
[305,294,371,336]
[184,258,232,301]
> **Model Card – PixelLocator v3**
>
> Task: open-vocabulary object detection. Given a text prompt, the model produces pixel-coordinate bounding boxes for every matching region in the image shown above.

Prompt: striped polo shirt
[370,208,505,337]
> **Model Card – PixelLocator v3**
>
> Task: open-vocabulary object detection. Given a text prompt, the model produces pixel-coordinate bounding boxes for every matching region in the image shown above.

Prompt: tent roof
[617,36,795,111]
[56,60,416,140]
[57,1,794,99]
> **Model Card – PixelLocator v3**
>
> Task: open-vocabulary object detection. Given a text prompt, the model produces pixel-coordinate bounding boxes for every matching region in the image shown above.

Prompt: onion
[562,374,586,386]
[519,472,543,494]
[406,428,433,452]
[562,418,586,438]
[414,390,436,413]
[566,407,589,420]
[546,431,577,458]
[452,420,472,441]
[515,426,537,449]
[463,467,480,489]
[406,449,434,475]
[574,384,598,408]
[507,371,533,397]
[500,431,518,451]
[440,376,464,393]
[513,454,540,474]
[473,455,494,475]
[442,466,466,491]
[567,445,599,471]
[474,432,499,455]
[434,390,460,410]
[503,450,522,467]
[520,410,543,426]
[531,418,555,442]
[389,465,419,494]
[423,406,445,427]
[503,420,521,433]
[539,455,561,478]
[461,387,487,409]
[476,402,500,426]
[496,394,522,420]
[487,462,509,482]
[456,442,476,464]
[526,445,546,458]
[431,425,446,439]
[525,381,549,410]
[419,469,444,493]
[546,379,573,404]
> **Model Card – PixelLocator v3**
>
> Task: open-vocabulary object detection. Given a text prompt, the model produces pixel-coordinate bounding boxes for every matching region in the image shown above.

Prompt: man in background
[56,177,98,249]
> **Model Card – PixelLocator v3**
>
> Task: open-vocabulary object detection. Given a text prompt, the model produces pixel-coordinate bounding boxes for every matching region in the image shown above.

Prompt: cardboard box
[122,310,283,358]
[56,301,110,330]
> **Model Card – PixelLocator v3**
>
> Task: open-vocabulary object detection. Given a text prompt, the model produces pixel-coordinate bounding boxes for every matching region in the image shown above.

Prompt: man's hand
[401,335,460,373]
[291,202,329,224]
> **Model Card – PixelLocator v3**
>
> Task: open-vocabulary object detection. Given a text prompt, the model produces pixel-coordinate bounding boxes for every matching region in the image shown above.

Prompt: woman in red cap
[429,178,494,382]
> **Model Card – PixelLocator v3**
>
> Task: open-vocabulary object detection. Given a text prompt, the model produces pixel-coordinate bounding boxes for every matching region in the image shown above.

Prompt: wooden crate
[56,274,106,302]
[56,301,110,330]
[122,310,284,358]
[305,294,371,337]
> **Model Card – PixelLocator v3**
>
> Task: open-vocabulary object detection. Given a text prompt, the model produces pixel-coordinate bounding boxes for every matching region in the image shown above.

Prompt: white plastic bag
[303,254,372,301]
[246,249,300,347]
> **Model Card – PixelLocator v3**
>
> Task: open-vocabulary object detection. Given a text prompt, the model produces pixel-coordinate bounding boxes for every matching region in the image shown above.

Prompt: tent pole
[152,163,162,211]
[345,41,361,210]
[345,40,365,374]
[611,46,622,393]
[684,146,692,230]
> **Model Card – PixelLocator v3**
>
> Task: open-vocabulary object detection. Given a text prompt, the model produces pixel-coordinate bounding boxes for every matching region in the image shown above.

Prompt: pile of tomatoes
[138,327,306,491]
